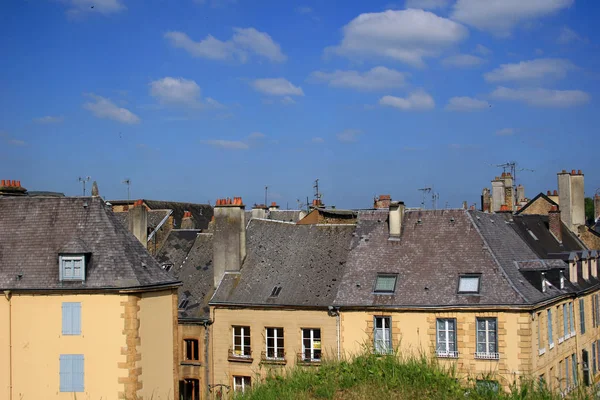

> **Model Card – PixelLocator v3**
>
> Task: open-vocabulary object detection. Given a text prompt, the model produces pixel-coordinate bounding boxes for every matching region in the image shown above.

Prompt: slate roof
[335,209,525,307]
[211,219,356,307]
[113,209,171,231]
[109,199,213,230]
[268,210,303,222]
[0,197,180,291]
[515,192,558,215]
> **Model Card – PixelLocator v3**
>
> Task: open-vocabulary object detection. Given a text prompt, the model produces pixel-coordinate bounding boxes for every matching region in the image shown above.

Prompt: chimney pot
[547,190,551,196]
[271,202,277,207]
[562,170,567,173]
[571,169,576,175]
[16,180,20,187]
[578,170,582,175]
[553,190,558,196]
[1,180,4,186]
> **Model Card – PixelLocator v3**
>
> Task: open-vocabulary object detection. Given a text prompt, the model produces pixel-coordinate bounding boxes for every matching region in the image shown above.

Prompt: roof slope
[0,197,179,291]
[109,199,213,229]
[510,214,585,258]
[335,209,524,307]
[211,219,356,307]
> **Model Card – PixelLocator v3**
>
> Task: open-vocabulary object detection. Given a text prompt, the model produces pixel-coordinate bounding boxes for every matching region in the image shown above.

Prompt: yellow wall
[9,293,127,400]
[138,289,177,399]
[0,296,9,400]
[211,308,337,390]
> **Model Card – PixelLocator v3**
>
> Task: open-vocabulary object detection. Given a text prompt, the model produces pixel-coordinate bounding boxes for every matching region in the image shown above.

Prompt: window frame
[232,326,251,358]
[436,318,458,358]
[302,328,322,362]
[373,316,392,355]
[373,273,398,294]
[265,327,285,360]
[59,255,85,281]
[233,376,251,393]
[59,354,84,392]
[580,299,586,334]
[179,378,200,400]
[457,274,481,294]
[547,309,554,348]
[62,302,81,336]
[569,302,575,335]
[475,317,498,360]
[183,338,199,362]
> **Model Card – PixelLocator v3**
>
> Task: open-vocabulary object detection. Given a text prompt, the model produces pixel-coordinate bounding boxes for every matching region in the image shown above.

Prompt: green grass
[233,352,593,400]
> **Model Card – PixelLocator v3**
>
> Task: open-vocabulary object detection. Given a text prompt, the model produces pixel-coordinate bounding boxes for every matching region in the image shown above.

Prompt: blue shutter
[62,303,72,335]
[73,355,84,392]
[60,355,84,392]
[72,303,81,335]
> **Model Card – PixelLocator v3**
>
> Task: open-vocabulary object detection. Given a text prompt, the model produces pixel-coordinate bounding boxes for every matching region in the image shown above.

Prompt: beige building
[0,196,181,400]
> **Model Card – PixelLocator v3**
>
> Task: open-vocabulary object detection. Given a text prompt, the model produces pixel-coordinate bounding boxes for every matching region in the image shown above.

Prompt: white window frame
[233,376,251,393]
[475,317,499,360]
[302,328,322,362]
[59,255,85,281]
[436,318,458,358]
[569,302,576,336]
[265,327,284,360]
[232,326,251,358]
[374,316,392,355]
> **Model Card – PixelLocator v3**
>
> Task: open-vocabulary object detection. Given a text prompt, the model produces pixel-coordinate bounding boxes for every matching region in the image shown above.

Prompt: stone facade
[119,295,143,400]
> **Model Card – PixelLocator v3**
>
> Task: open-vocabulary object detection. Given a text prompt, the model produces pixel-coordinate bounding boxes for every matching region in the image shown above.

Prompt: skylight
[458,275,480,294]
[374,274,397,293]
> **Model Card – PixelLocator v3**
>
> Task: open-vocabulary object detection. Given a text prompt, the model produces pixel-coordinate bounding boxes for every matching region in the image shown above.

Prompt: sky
[1,0,599,209]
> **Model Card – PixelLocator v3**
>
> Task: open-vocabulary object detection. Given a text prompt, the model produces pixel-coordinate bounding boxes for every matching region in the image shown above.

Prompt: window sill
[474,352,500,360]
[181,361,202,366]
[260,358,287,366]
[437,351,459,359]
[538,348,546,356]
[558,337,564,344]
[571,331,576,337]
[549,343,555,350]
[228,355,253,363]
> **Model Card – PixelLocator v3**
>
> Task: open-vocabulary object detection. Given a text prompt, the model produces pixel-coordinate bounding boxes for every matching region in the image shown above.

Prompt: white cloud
[484,58,576,82]
[33,116,64,124]
[557,26,585,44]
[496,128,515,136]
[442,54,485,68]
[165,27,285,63]
[83,94,140,124]
[379,89,435,111]
[309,66,406,91]
[445,96,490,111]
[490,86,590,108]
[252,78,304,96]
[281,96,296,105]
[327,9,468,67]
[202,140,249,150]
[337,129,362,143]
[312,137,325,144]
[451,0,574,37]
[474,44,492,56]
[405,0,450,9]
[295,6,313,13]
[205,97,226,109]
[64,0,126,18]
[150,77,201,105]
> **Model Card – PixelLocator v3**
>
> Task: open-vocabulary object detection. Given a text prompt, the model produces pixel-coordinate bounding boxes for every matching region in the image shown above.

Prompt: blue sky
[1,0,598,209]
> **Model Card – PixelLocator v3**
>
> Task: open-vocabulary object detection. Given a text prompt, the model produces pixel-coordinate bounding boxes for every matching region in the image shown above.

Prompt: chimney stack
[548,205,562,243]
[481,188,491,213]
[268,202,280,212]
[251,204,267,219]
[569,257,577,284]
[0,179,27,196]
[181,211,194,229]
[374,194,391,209]
[213,196,246,288]
[491,177,505,212]
[388,201,405,238]
[128,200,148,247]
[516,184,525,203]
[557,169,585,233]
[91,181,99,197]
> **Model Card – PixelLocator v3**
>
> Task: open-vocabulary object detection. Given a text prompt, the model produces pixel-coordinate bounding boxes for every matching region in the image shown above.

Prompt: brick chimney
[251,204,267,219]
[374,194,391,209]
[481,188,491,213]
[0,179,27,196]
[181,211,194,229]
[516,184,525,203]
[268,202,280,212]
[548,205,562,243]
[128,200,148,247]
[213,196,246,288]
[558,169,585,233]
[389,201,405,238]
[491,176,505,212]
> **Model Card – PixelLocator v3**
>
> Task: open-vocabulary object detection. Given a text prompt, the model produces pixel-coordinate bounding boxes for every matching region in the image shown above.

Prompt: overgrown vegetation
[234,352,593,400]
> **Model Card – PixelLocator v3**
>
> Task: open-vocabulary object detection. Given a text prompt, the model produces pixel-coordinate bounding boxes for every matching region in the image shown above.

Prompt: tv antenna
[432,192,439,210]
[264,186,268,206]
[313,179,322,202]
[418,187,432,209]
[78,176,91,196]
[490,161,534,206]
[122,179,131,200]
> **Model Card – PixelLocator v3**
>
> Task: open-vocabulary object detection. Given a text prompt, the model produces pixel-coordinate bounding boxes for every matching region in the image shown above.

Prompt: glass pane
[375,276,396,292]
[314,329,321,340]
[488,319,496,330]
[477,319,485,331]
[303,330,309,340]
[458,276,479,292]
[437,320,444,330]
[477,342,486,353]
[314,349,321,360]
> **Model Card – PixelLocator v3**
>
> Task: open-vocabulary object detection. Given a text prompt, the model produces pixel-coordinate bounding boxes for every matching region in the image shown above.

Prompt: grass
[233,351,594,400]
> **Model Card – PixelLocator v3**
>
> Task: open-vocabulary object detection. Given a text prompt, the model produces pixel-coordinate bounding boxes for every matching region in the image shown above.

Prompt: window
[374,316,392,354]
[593,342,597,374]
[233,376,251,393]
[565,356,570,391]
[594,295,597,328]
[563,304,569,339]
[475,318,498,359]
[184,339,199,361]
[62,302,81,335]
[232,326,251,357]
[547,309,554,348]
[458,275,480,294]
[569,302,575,335]
[265,327,284,359]
[572,353,578,386]
[537,312,544,354]
[59,354,84,392]
[595,295,600,327]
[59,255,85,281]
[580,299,586,334]
[436,318,458,358]
[374,274,397,293]
[302,328,321,362]
[179,379,200,400]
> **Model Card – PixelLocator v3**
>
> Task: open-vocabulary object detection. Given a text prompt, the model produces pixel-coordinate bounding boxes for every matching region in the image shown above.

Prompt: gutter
[4,291,12,400]
[202,319,213,400]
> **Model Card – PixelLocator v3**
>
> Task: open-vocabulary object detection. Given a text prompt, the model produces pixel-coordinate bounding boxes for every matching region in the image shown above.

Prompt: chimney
[251,204,267,219]
[268,202,280,212]
[481,188,491,213]
[374,194,391,209]
[591,254,598,279]
[558,169,585,233]
[595,194,600,222]
[91,181,99,197]
[503,173,514,210]
[569,258,577,284]
[582,255,590,281]
[181,211,194,229]
[548,205,562,243]
[0,179,27,196]
[213,196,246,288]
[128,200,148,247]
[516,184,525,203]
[548,190,559,205]
[491,177,505,212]
[388,201,405,237]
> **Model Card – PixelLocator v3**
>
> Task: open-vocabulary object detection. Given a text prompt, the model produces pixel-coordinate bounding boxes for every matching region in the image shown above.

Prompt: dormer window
[59,255,85,281]
[374,274,398,294]
[458,274,480,294]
